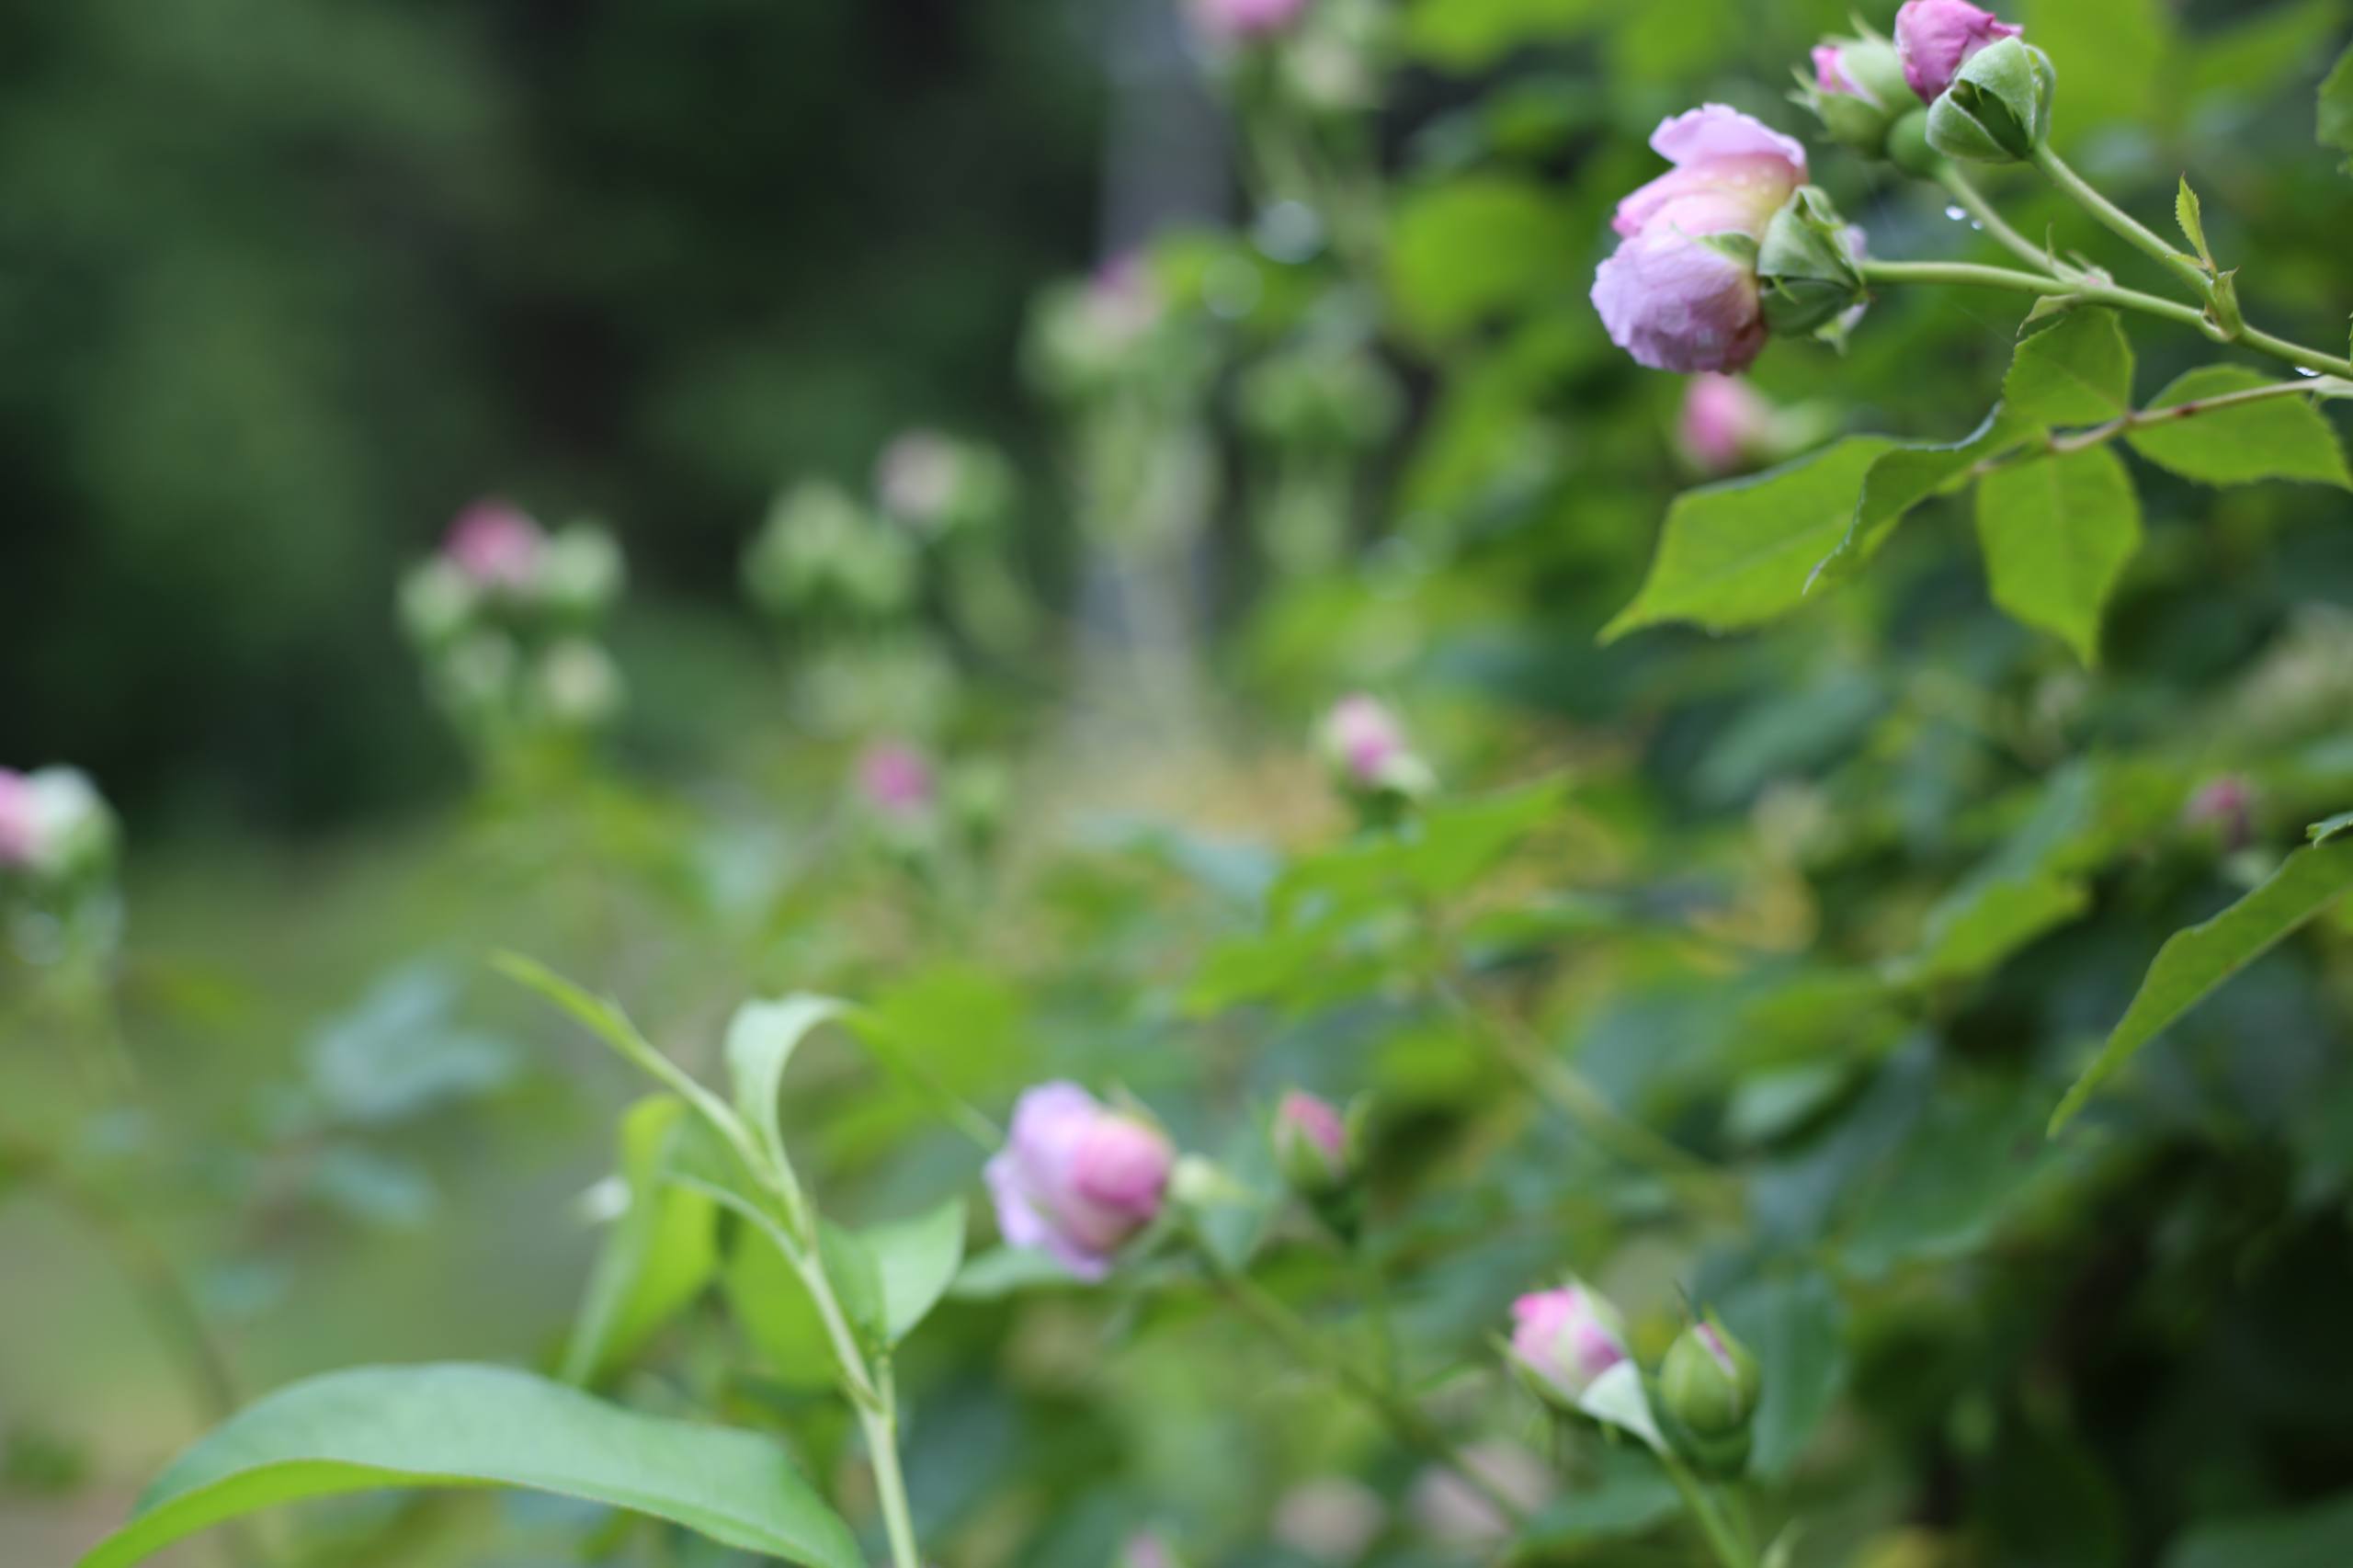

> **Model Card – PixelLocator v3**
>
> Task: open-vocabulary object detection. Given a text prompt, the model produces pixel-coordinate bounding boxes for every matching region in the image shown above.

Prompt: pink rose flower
[985,1083,1175,1280]
[0,769,35,867]
[1190,0,1313,42]
[444,501,547,590]
[856,742,936,821]
[1508,1281,1629,1403]
[1894,1,2022,102]
[1678,373,1776,473]
[1591,106,1808,373]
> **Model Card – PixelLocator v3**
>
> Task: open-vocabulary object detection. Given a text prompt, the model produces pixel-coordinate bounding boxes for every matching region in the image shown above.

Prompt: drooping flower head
[1507,1281,1630,1404]
[856,741,936,822]
[444,500,547,590]
[1894,0,2022,102]
[1592,107,1809,373]
[985,1083,1175,1280]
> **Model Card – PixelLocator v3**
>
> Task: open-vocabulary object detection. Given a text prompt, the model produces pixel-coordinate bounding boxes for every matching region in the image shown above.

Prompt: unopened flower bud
[536,640,624,728]
[2182,775,2257,853]
[1657,1320,1762,1478]
[1925,35,2053,163]
[1272,1093,1365,1241]
[0,767,116,884]
[1895,1,2023,102]
[984,1083,1174,1281]
[398,558,479,649]
[1506,1281,1630,1410]
[1316,695,1436,808]
[444,500,546,592]
[1756,187,1869,339]
[1797,32,1915,159]
[539,526,626,619]
[1677,374,1775,474]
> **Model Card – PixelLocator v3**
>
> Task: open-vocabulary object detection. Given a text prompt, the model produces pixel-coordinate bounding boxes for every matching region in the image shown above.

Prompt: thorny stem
[1970,377,2347,476]
[1188,1223,1529,1531]
[2029,144,2211,301]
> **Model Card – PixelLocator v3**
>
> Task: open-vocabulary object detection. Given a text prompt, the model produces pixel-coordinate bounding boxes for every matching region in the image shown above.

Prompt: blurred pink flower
[1592,106,1807,373]
[1678,373,1775,473]
[856,742,936,820]
[1894,1,2022,101]
[2183,774,2257,851]
[1508,1281,1629,1403]
[874,430,959,525]
[1408,1441,1552,1550]
[985,1083,1174,1280]
[444,500,547,589]
[1190,0,1313,41]
[1320,694,1404,784]
[1274,1476,1386,1562]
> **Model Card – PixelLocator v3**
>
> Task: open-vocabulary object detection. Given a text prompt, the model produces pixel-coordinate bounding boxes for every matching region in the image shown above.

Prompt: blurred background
[9,1,2353,1565]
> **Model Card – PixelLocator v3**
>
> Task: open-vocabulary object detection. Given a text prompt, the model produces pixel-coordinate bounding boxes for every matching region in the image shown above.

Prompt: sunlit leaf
[76,1364,860,1568]
[2125,366,2349,487]
[2002,309,2133,428]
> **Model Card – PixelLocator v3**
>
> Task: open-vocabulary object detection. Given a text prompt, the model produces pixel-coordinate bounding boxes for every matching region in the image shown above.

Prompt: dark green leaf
[2320,41,2353,173]
[2003,309,2134,427]
[1606,437,1896,640]
[2166,1494,2353,1568]
[2125,366,2349,487]
[1975,443,2142,663]
[2051,840,2353,1132]
[76,1364,860,1568]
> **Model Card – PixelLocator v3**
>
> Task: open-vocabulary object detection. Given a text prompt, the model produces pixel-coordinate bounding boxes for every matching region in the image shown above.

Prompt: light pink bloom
[874,430,959,525]
[0,769,34,867]
[1678,373,1775,473]
[1321,694,1406,786]
[1273,1090,1349,1188]
[985,1083,1174,1281]
[1894,0,2022,102]
[1508,1282,1629,1403]
[856,742,935,820]
[444,501,547,589]
[1191,0,1312,40]
[1592,107,1808,373]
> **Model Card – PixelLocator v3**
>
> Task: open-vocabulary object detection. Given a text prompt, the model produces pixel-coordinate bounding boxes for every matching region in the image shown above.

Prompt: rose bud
[855,741,936,823]
[1677,374,1777,474]
[444,500,547,592]
[1894,0,2022,102]
[984,1083,1175,1281]
[1189,0,1313,45]
[1272,1090,1364,1240]
[1657,1319,1763,1478]
[1591,106,1809,373]
[535,640,624,729]
[2182,774,2257,853]
[1755,186,1870,340]
[1796,29,1922,164]
[1506,1281,1630,1411]
[1316,694,1436,806]
[1926,33,2055,164]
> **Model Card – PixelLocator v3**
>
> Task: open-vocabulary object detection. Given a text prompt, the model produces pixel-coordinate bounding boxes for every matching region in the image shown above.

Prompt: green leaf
[1915,873,2090,982]
[494,954,747,1154]
[561,1096,720,1385]
[724,995,851,1175]
[2125,366,2349,487]
[862,1198,967,1344]
[1399,0,1609,70]
[2050,839,2353,1132]
[2321,41,2353,174]
[817,1221,886,1356]
[1810,406,2027,589]
[1606,437,1896,640]
[2002,309,2134,427]
[2310,810,2353,846]
[1975,444,2142,663]
[2165,1493,2353,1568]
[75,1364,861,1568]
[1386,177,1581,341]
[724,1226,834,1389]
[2175,177,2212,268]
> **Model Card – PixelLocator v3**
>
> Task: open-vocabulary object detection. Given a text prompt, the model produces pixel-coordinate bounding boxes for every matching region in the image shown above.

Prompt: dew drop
[1944,205,1967,221]
[2296,366,2322,378]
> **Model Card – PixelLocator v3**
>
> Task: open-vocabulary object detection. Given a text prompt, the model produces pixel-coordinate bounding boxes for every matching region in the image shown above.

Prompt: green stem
[1191,1230,1529,1531]
[859,1366,924,1568]
[1659,1453,1758,1568]
[2029,144,2211,301]
[1972,376,2345,475]
[1348,1234,1399,1392]
[1428,975,1740,1221]
[1936,165,2061,276]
